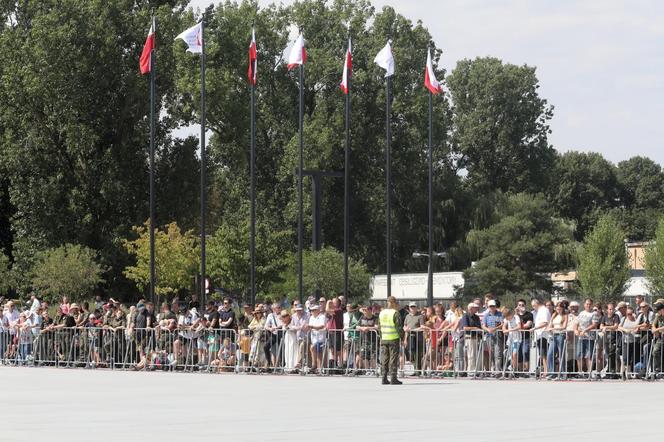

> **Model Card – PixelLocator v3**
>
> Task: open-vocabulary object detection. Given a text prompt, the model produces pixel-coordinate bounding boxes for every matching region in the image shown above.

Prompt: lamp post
[413,251,447,307]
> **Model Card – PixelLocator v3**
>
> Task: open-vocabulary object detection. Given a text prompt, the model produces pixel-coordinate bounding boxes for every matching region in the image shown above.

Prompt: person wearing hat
[307,304,327,372]
[289,304,309,369]
[378,296,404,384]
[650,303,664,378]
[460,302,482,375]
[404,302,425,375]
[248,305,267,369]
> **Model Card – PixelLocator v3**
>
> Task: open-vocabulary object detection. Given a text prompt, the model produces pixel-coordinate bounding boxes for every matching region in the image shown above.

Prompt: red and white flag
[139,19,155,74]
[424,48,442,94]
[248,28,257,86]
[340,38,352,94]
[287,33,307,70]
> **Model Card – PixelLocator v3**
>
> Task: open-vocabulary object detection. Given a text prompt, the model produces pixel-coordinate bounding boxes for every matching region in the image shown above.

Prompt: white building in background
[371,272,464,302]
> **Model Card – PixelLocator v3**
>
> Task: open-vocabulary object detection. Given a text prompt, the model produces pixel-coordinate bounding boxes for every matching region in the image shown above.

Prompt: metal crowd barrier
[1,325,662,381]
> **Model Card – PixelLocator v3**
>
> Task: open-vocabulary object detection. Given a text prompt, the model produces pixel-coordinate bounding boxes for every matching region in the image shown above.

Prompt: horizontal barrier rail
[1,325,662,381]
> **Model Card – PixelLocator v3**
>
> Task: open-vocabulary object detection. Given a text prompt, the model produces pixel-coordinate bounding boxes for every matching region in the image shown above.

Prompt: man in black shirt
[218,297,236,343]
[516,299,533,373]
[600,302,620,377]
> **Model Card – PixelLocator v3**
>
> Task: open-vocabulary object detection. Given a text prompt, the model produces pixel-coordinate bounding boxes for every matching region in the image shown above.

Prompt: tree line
[1,0,663,302]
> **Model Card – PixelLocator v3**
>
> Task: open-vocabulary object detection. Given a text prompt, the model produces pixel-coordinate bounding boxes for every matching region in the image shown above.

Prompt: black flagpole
[200,20,207,305]
[250,39,256,307]
[386,73,392,298]
[149,15,156,306]
[427,89,434,308]
[343,41,351,300]
[297,59,304,304]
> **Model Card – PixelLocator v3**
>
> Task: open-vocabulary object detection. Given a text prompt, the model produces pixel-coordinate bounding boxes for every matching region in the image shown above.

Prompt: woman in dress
[282,310,298,372]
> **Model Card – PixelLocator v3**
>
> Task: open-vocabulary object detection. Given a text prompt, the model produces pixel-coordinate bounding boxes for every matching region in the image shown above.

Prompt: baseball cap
[294,305,303,311]
[487,300,497,307]
[655,303,664,312]
[569,301,580,307]
[408,302,417,308]
[310,305,320,310]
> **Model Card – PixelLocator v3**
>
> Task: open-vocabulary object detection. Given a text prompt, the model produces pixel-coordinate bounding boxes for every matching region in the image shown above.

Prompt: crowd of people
[1,292,663,381]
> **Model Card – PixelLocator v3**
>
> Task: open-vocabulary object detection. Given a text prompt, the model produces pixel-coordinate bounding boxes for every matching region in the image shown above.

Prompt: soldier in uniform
[378,296,404,385]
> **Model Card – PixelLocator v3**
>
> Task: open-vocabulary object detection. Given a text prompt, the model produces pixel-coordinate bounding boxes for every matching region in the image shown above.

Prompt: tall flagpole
[297,61,304,304]
[250,32,256,307]
[386,73,392,298]
[149,15,157,306]
[427,89,434,308]
[199,20,207,304]
[343,41,351,300]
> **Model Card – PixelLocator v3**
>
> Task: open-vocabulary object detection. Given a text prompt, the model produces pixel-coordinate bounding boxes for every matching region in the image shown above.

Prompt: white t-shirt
[534,306,551,339]
[504,315,522,343]
[576,310,597,339]
[622,317,638,343]
[309,313,327,344]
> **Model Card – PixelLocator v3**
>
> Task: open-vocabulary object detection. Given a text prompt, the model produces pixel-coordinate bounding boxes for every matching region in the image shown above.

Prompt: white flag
[175,22,203,54]
[287,33,307,70]
[374,40,394,77]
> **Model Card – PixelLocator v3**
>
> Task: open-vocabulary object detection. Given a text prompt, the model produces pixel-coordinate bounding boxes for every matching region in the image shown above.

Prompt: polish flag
[287,33,307,70]
[139,19,155,75]
[248,28,257,86]
[424,48,442,94]
[340,38,352,94]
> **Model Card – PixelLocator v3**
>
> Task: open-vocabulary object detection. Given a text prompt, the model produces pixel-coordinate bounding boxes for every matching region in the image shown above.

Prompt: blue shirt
[482,310,503,336]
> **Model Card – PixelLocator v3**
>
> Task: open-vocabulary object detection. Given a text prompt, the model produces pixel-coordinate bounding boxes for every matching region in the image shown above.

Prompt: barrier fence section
[0,325,662,380]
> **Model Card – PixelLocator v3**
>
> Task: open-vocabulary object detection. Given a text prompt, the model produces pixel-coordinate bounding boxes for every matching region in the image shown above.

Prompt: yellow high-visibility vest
[379,308,399,341]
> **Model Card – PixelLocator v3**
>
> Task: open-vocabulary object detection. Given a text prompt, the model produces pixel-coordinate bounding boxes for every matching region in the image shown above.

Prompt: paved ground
[1,367,662,441]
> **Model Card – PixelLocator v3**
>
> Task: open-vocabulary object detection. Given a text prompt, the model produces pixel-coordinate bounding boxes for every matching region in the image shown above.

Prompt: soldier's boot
[381,376,390,385]
[390,376,402,385]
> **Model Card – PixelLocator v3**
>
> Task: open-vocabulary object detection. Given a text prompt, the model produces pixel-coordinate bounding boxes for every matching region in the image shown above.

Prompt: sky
[188,0,664,165]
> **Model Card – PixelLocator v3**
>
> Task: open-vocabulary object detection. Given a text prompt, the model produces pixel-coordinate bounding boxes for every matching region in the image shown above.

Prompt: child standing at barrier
[502,308,521,378]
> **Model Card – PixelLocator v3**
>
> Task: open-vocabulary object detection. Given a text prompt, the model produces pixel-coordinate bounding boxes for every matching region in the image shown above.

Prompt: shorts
[328,330,343,351]
[312,341,325,353]
[510,341,522,353]
[197,338,207,350]
[536,337,548,355]
[576,339,594,359]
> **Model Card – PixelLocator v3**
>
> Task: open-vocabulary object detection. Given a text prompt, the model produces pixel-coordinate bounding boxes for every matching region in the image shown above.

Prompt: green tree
[171,0,454,277]
[0,0,191,296]
[550,151,619,240]
[462,193,576,297]
[446,57,555,194]
[207,217,291,297]
[0,252,11,295]
[31,244,106,303]
[275,247,371,302]
[123,221,199,297]
[645,217,664,297]
[577,214,630,302]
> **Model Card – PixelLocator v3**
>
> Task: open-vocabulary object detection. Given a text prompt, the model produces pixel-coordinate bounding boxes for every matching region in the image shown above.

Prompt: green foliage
[0,0,191,296]
[462,193,576,297]
[275,247,371,302]
[207,217,291,297]
[123,221,199,297]
[447,57,555,194]
[645,217,664,297]
[0,253,11,294]
[577,214,630,301]
[550,151,619,240]
[31,244,106,302]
